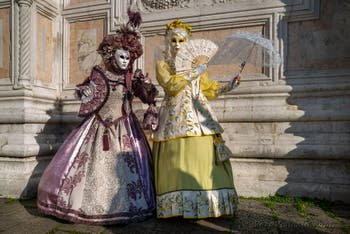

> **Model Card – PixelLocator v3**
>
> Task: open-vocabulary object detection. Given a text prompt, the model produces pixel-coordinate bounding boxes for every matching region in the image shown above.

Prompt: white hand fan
[175,39,218,74]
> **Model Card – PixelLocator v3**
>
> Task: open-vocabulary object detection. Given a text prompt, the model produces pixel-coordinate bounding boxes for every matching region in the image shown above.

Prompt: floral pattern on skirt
[156,189,238,218]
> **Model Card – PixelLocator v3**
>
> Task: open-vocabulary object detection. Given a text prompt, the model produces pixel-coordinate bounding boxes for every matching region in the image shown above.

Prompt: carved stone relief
[140,0,191,11]
[139,0,309,12]
[77,29,101,74]
[140,0,246,11]
[68,19,104,86]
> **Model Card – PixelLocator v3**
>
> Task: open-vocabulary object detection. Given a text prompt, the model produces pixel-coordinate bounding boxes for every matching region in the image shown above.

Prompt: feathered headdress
[127,8,142,28]
[97,7,143,61]
[97,7,143,91]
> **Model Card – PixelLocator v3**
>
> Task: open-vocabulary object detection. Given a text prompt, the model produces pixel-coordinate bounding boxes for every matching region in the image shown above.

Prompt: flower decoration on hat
[165,19,192,36]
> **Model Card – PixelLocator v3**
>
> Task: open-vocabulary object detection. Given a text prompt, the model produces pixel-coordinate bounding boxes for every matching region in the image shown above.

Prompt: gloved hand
[195,64,207,75]
[186,64,207,81]
[228,74,241,90]
[75,85,94,103]
[81,86,93,97]
[217,74,242,95]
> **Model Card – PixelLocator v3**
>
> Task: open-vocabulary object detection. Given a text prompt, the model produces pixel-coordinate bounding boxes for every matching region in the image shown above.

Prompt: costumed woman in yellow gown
[152,19,240,218]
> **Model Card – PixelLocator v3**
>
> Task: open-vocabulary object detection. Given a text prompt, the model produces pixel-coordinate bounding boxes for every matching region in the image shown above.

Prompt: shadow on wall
[20,99,80,199]
[275,0,350,203]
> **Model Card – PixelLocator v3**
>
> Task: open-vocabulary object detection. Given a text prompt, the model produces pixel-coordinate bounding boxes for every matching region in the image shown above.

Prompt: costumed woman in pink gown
[37,9,158,225]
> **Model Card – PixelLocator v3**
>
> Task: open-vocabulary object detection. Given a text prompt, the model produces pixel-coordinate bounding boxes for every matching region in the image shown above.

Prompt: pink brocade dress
[37,66,157,225]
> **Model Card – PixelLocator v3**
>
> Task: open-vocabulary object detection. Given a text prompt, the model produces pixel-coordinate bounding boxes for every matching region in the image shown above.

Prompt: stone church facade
[0,0,349,203]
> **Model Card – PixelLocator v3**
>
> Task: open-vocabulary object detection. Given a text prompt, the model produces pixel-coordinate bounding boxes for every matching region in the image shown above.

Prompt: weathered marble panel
[36,13,53,84]
[287,0,350,71]
[0,7,10,79]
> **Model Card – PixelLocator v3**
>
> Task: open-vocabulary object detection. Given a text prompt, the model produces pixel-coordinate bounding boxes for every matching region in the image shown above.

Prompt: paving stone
[0,200,61,234]
[2,217,60,234]
[105,218,195,233]
[0,201,23,216]
[231,199,278,234]
[0,198,349,234]
[0,198,6,207]
[0,203,36,231]
[306,206,345,234]
[58,223,106,234]
[232,209,278,234]
[274,203,316,234]
[332,204,350,219]
[196,217,236,233]
[238,199,272,216]
[275,203,306,223]
[331,203,350,229]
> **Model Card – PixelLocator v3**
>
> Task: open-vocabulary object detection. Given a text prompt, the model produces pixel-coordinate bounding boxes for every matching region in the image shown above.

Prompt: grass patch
[45,227,59,234]
[240,195,293,203]
[240,195,337,219]
[313,199,336,218]
[294,198,308,218]
[263,201,276,209]
[5,197,19,204]
[271,210,279,221]
[293,197,336,219]
[242,196,281,222]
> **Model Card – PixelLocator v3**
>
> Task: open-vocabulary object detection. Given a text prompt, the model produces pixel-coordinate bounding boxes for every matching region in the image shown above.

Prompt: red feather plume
[127,7,142,28]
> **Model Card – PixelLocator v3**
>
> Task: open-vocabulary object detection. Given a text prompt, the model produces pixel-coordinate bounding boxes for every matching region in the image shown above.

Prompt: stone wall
[0,0,349,203]
[0,0,62,198]
[141,0,350,203]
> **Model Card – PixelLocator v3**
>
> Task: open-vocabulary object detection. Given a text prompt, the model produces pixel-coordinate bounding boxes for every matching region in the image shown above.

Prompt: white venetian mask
[169,30,188,57]
[114,49,130,70]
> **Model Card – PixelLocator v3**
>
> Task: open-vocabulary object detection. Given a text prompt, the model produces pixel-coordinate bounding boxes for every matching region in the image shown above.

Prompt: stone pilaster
[14,0,33,88]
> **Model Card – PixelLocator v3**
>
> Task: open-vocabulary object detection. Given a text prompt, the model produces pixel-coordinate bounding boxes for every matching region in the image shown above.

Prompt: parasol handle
[239,61,246,74]
[239,40,256,74]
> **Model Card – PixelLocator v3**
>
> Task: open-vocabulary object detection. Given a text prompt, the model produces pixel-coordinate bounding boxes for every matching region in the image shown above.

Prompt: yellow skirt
[153,135,238,218]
